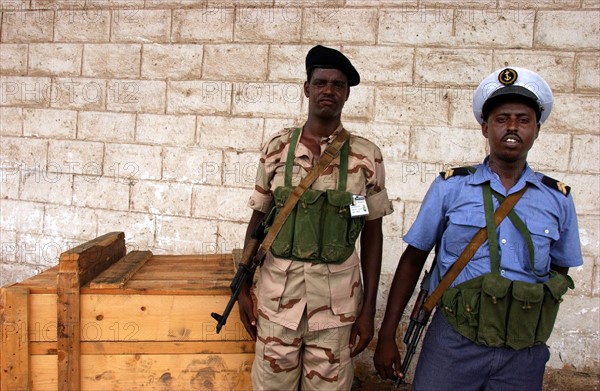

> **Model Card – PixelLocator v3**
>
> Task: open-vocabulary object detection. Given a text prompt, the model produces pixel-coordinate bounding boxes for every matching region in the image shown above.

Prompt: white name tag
[350,194,369,217]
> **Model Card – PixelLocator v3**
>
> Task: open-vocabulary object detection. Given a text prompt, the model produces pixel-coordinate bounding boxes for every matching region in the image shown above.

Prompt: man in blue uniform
[373,67,583,391]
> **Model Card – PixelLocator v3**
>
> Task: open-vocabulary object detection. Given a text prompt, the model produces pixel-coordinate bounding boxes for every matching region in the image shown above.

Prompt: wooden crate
[1,232,254,391]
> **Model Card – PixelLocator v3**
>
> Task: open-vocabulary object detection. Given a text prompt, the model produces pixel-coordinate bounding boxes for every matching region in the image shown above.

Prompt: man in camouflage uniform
[238,45,393,390]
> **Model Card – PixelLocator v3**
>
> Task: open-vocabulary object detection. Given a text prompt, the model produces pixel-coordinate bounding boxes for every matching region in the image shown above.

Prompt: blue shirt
[404,157,583,292]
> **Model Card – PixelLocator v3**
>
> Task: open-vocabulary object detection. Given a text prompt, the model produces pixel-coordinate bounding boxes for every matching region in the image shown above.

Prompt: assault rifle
[396,270,432,388]
[211,222,266,334]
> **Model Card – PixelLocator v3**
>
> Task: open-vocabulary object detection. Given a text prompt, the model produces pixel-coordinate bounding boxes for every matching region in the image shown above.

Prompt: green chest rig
[439,166,575,350]
[263,128,365,264]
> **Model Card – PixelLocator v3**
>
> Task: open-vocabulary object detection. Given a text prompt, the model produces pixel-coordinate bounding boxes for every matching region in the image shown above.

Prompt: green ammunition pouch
[264,128,364,264]
[439,183,575,350]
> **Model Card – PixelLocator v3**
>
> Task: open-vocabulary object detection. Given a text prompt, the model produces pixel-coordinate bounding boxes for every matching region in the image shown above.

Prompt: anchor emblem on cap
[498,68,518,85]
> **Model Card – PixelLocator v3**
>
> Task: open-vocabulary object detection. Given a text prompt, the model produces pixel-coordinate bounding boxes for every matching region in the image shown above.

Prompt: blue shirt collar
[470,156,542,195]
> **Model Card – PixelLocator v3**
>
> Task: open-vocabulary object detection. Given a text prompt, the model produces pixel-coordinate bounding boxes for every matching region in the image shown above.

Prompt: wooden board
[0,286,30,391]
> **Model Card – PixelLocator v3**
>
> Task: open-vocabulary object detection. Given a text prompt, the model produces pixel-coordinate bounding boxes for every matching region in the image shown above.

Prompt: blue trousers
[412,310,550,391]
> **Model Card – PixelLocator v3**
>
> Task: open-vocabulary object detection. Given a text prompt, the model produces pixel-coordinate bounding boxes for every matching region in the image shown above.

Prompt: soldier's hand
[238,289,257,341]
[373,334,403,381]
[349,311,374,357]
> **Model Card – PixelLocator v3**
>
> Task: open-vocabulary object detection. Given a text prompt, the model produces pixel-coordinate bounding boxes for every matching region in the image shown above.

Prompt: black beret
[305,45,360,87]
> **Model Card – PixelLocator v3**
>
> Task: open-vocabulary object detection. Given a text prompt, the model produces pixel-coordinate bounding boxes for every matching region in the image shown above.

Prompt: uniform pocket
[292,188,325,261]
[257,256,291,314]
[327,255,362,316]
[477,274,512,347]
[506,280,544,350]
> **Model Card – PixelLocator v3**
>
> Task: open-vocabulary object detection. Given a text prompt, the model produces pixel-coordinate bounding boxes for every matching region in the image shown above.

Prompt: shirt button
[501,270,506,276]
[544,229,550,234]
[501,239,507,244]
[249,199,255,206]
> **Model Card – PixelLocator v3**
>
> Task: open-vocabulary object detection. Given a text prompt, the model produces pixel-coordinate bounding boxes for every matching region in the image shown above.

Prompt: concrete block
[411,126,487,165]
[0,166,20,199]
[203,44,269,80]
[1,9,54,42]
[23,108,76,138]
[131,180,192,216]
[77,111,136,142]
[163,146,223,185]
[263,118,304,145]
[415,49,493,85]
[43,204,97,239]
[552,173,599,215]
[72,175,130,211]
[191,184,248,221]
[136,114,196,146]
[0,43,27,74]
[51,77,106,110]
[0,136,48,168]
[526,132,571,172]
[216,219,248,255]
[268,44,313,82]
[141,44,204,80]
[31,0,86,9]
[385,160,446,203]
[197,115,263,151]
[0,107,23,136]
[577,214,600,260]
[499,0,581,8]
[111,9,171,43]
[29,43,83,76]
[379,8,454,46]
[106,79,165,113]
[103,143,163,181]
[343,85,375,122]
[375,85,452,126]
[54,10,111,42]
[0,199,44,232]
[172,9,234,43]
[576,56,600,91]
[19,168,73,204]
[302,8,377,44]
[234,6,302,42]
[0,229,17,264]
[535,11,600,50]
[155,215,217,254]
[47,139,104,175]
[494,51,575,92]
[570,135,600,174]
[96,210,156,250]
[83,44,141,78]
[232,82,303,117]
[222,150,261,189]
[453,7,534,48]
[341,46,413,85]
[0,76,52,107]
[343,121,411,162]
[167,80,232,115]
[544,93,600,134]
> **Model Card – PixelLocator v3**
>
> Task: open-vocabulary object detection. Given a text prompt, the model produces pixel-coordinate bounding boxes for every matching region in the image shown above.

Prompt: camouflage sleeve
[365,150,393,220]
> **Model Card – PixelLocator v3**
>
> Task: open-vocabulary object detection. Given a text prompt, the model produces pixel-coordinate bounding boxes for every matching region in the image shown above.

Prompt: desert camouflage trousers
[251,310,353,391]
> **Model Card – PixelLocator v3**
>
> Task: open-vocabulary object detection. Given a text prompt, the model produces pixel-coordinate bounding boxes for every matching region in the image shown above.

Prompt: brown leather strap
[253,128,351,265]
[423,186,527,313]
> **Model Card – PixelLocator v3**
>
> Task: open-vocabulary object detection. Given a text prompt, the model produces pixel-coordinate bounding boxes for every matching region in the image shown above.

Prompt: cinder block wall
[1,0,598,385]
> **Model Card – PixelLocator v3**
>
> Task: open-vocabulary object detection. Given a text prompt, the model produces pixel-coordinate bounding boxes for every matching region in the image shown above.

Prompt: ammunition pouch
[264,186,364,264]
[440,272,574,350]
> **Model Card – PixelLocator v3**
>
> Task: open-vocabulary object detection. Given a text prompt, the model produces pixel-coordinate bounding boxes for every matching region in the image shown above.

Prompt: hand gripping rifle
[395,270,432,388]
[211,221,266,334]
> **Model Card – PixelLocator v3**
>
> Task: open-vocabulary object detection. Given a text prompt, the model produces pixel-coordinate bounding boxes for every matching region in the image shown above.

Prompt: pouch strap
[255,128,351,265]
[423,185,527,313]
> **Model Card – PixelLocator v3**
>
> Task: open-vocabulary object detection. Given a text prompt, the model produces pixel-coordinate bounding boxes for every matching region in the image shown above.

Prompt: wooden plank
[29,294,251,342]
[59,232,126,286]
[31,354,254,391]
[56,270,80,391]
[30,341,254,355]
[1,285,30,391]
[89,251,153,289]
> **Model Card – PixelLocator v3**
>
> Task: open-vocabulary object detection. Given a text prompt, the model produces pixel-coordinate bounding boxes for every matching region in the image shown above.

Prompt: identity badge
[350,195,369,217]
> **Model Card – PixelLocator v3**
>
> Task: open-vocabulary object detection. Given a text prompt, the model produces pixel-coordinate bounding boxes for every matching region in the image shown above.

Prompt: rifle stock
[396,270,432,388]
[211,222,265,334]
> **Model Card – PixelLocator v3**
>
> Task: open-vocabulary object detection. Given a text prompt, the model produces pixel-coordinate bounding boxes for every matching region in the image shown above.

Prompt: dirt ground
[352,368,600,390]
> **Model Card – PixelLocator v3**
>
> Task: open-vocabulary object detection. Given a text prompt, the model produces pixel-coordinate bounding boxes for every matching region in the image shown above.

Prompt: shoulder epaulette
[439,166,476,180]
[541,175,571,196]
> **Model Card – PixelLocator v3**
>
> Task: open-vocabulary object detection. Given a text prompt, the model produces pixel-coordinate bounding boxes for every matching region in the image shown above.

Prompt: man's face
[482,101,540,164]
[304,68,350,119]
